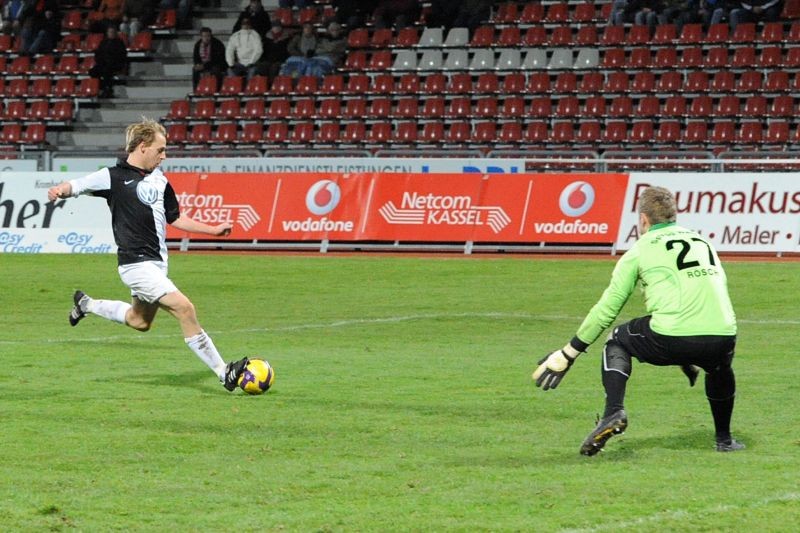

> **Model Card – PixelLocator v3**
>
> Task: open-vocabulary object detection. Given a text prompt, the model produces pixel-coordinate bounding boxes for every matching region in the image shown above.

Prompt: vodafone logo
[559,181,595,217]
[306,180,341,215]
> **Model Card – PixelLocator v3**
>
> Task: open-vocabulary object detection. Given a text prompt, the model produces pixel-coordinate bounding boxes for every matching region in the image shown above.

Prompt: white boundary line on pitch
[1,312,798,346]
[559,492,800,533]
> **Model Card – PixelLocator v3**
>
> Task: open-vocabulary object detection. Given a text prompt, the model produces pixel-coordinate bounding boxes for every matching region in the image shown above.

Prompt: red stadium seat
[684,71,709,93]
[241,99,268,120]
[769,95,795,116]
[764,121,790,144]
[741,95,767,117]
[166,123,187,144]
[470,25,495,47]
[289,122,315,144]
[680,23,704,44]
[267,98,290,120]
[28,100,50,121]
[53,78,76,98]
[240,122,264,145]
[736,71,763,93]
[704,23,729,44]
[528,97,553,119]
[731,23,756,43]
[497,26,521,46]
[5,79,28,98]
[688,95,713,118]
[578,72,604,94]
[522,26,547,46]
[656,71,683,93]
[244,75,268,95]
[663,95,687,117]
[524,122,549,144]
[32,55,55,75]
[0,123,23,144]
[341,121,366,144]
[366,122,393,144]
[193,75,217,96]
[8,55,31,75]
[575,120,601,144]
[655,120,682,144]
[653,24,678,44]
[394,97,419,118]
[166,100,190,120]
[704,47,729,68]
[77,78,100,98]
[210,122,238,144]
[572,2,597,23]
[714,95,740,117]
[683,121,709,144]
[710,71,735,93]
[604,71,630,93]
[497,122,523,144]
[188,123,212,145]
[421,96,445,118]
[519,2,544,23]
[553,72,578,93]
[629,121,655,144]
[371,74,394,95]
[192,99,215,120]
[709,121,736,145]
[548,122,575,144]
[736,122,763,144]
[582,96,606,118]
[31,78,52,98]
[731,46,757,68]
[345,74,370,94]
[342,98,367,119]
[600,25,625,46]
[394,27,419,47]
[626,25,651,46]
[544,2,570,23]
[291,98,316,120]
[635,96,660,118]
[526,72,551,93]
[422,73,446,94]
[445,121,471,144]
[608,96,633,118]
[473,97,498,118]
[575,26,598,46]
[21,123,46,144]
[548,26,573,46]
[476,73,499,93]
[129,32,153,53]
[320,74,344,95]
[216,99,241,119]
[347,28,369,48]
[314,122,341,144]
[470,122,497,144]
[397,73,421,94]
[419,121,445,144]
[295,75,318,96]
[318,98,342,119]
[554,96,580,118]
[270,75,293,95]
[602,121,629,144]
[765,71,790,93]
[446,73,473,94]
[631,71,655,93]
[264,122,289,144]
[445,97,471,118]
[393,121,418,144]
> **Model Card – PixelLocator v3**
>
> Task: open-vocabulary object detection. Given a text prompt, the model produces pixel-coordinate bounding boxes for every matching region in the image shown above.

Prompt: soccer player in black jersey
[47,118,249,391]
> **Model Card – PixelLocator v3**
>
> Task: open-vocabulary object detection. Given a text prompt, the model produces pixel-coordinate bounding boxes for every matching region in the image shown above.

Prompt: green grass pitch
[1,253,798,531]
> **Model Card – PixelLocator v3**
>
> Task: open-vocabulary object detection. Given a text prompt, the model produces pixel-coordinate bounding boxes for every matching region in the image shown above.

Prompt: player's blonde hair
[638,186,677,225]
[125,117,166,153]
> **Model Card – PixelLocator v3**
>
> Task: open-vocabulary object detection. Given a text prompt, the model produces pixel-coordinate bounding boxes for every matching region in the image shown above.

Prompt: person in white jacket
[225,17,263,78]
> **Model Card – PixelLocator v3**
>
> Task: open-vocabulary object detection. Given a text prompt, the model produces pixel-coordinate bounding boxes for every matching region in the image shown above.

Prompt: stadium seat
[704,47,729,68]
[267,98,290,120]
[528,97,553,119]
[31,78,52,98]
[242,99,266,119]
[295,75,318,96]
[419,27,444,47]
[547,48,573,69]
[474,96,498,118]
[604,71,630,93]
[368,97,393,119]
[445,121,471,144]
[347,28,369,48]
[493,1,520,23]
[76,78,99,98]
[216,99,241,119]
[764,121,790,144]
[742,95,767,117]
[573,2,597,23]
[314,122,341,145]
[600,25,625,46]
[292,98,316,120]
[470,26,494,47]
[731,46,757,68]
[554,72,578,93]
[0,123,22,144]
[392,50,418,71]
[600,48,626,69]
[341,121,366,144]
[166,123,187,144]
[548,26,573,46]
[476,73,499,93]
[270,75,293,95]
[393,121,418,144]
[397,73,421,94]
[688,95,713,118]
[710,71,735,93]
[784,47,800,68]
[188,123,212,145]
[129,32,153,53]
[629,121,655,144]
[53,78,76,98]
[496,26,521,47]
[704,23,729,44]
[497,122,523,144]
[714,95,740,117]
[367,50,393,71]
[470,122,497,144]
[736,71,763,93]
[765,71,790,93]
[28,100,49,121]
[523,26,547,46]
[32,55,55,75]
[626,25,651,46]
[519,2,544,23]
[663,95,687,117]
[575,26,598,46]
[582,95,606,117]
[320,74,344,95]
[21,123,46,145]
[635,96,660,118]
[574,48,600,69]
[579,72,604,94]
[443,50,468,70]
[345,74,370,94]
[394,27,419,47]
[684,71,709,93]
[679,47,704,68]
[371,74,394,95]
[602,121,629,144]
[8,55,31,75]
[419,121,445,144]
[653,48,677,68]
[548,122,575,144]
[683,121,709,144]
[554,96,580,118]
[166,100,190,120]
[193,75,217,96]
[343,51,367,70]
[655,120,682,144]
[524,121,549,144]
[526,72,551,93]
[735,122,762,144]
[758,46,783,68]
[264,122,289,144]
[241,75,266,96]
[657,71,683,93]
[500,96,525,118]
[342,98,367,119]
[523,49,548,69]
[575,120,601,144]
[544,2,570,23]
[502,73,526,94]
[731,23,756,43]
[679,23,703,44]
[608,96,633,118]
[421,97,445,118]
[445,97,471,118]
[217,76,244,96]
[653,24,678,44]
[289,122,315,144]
[446,73,472,94]
[759,21,784,43]
[444,27,472,49]
[297,6,318,25]
[318,98,341,119]
[769,95,795,116]
[150,9,177,31]
[5,79,28,98]
[192,99,215,120]
[422,73,446,94]
[631,71,656,93]
[496,49,522,70]
[709,121,736,145]
[394,97,419,118]
[211,122,238,145]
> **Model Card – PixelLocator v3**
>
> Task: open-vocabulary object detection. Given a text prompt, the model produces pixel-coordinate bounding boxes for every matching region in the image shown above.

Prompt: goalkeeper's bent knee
[603,340,632,377]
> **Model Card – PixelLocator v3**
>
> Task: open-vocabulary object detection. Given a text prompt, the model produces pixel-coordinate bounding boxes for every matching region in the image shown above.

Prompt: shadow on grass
[118,370,218,393]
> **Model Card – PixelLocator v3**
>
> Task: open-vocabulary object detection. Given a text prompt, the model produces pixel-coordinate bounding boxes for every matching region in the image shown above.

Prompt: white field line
[1,312,797,346]
[560,492,800,533]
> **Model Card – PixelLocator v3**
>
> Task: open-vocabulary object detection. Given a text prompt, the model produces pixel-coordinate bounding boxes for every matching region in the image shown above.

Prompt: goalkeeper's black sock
[602,369,628,418]
[708,395,735,442]
[705,366,736,441]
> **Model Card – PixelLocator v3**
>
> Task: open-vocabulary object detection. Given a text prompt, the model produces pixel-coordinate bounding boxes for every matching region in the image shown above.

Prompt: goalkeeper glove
[532,344,582,391]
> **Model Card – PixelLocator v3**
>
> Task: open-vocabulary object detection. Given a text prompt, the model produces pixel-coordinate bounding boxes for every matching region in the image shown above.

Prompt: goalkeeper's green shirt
[575,222,737,347]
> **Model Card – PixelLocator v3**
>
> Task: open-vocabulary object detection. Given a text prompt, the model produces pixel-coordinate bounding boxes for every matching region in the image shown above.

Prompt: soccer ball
[237,358,275,395]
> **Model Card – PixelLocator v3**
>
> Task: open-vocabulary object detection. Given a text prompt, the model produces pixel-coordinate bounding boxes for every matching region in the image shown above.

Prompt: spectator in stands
[729,0,784,28]
[428,0,492,31]
[307,20,346,77]
[699,0,739,25]
[280,22,317,78]
[90,25,129,98]
[91,0,125,32]
[332,0,372,28]
[225,16,263,79]
[2,0,35,35]
[372,0,421,30]
[658,0,695,32]
[192,26,226,89]
[615,0,662,30]
[20,3,61,55]
[120,0,158,40]
[255,19,291,79]
[234,0,270,36]
[159,0,192,30]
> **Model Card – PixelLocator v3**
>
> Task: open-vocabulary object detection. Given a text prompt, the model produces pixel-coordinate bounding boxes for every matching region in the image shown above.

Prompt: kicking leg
[159,290,247,390]
[70,290,133,327]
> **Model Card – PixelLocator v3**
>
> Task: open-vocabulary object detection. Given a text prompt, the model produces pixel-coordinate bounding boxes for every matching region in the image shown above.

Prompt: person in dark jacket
[233,0,271,36]
[729,0,784,28]
[90,25,129,98]
[192,26,227,89]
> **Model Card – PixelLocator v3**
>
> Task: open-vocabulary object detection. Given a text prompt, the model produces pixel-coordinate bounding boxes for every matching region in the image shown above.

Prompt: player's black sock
[602,340,631,418]
[706,366,736,441]
[708,395,735,442]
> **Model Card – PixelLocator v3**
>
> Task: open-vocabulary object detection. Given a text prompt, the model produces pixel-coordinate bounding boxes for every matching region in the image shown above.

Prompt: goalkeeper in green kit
[533,186,743,455]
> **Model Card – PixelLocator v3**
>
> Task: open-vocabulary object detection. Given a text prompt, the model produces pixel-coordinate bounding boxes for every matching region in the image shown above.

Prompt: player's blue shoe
[69,290,89,327]
[223,357,249,391]
[580,409,628,456]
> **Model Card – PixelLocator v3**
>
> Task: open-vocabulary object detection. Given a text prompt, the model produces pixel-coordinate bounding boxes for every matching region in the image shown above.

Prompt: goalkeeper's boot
[69,290,90,327]
[681,364,700,387]
[715,438,745,452]
[580,409,628,456]
[223,357,250,391]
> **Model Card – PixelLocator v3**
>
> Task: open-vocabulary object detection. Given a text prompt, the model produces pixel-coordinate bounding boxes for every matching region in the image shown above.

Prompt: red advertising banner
[166,172,629,243]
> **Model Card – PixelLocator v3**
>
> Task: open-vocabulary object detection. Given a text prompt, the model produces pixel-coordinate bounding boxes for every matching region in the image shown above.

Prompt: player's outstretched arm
[532,343,583,391]
[47,181,73,201]
[171,214,232,236]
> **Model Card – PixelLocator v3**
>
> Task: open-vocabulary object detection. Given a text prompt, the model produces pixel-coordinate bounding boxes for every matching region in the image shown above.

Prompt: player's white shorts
[118,261,178,304]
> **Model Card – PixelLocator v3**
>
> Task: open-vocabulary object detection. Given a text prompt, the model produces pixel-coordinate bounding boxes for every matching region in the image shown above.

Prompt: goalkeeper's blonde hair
[638,186,677,225]
[125,117,166,153]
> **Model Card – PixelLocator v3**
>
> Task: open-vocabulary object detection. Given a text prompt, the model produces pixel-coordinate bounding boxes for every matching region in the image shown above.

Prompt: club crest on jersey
[136,181,159,205]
